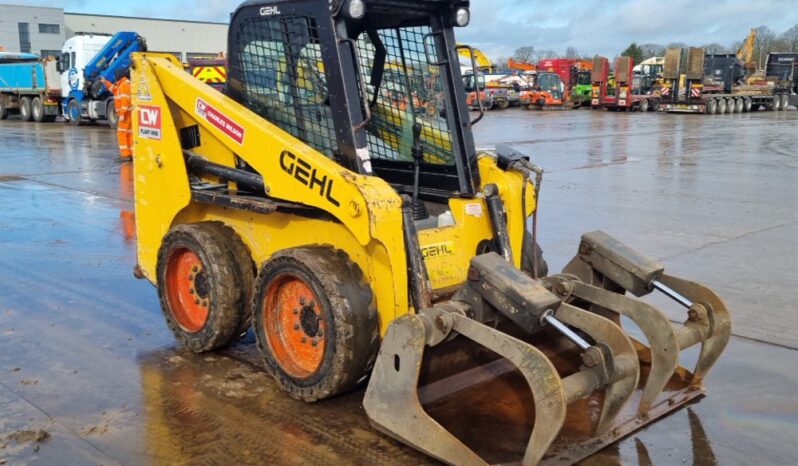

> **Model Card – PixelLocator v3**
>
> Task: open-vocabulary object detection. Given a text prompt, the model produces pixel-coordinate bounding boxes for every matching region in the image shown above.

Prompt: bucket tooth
[555,304,639,434]
[657,274,731,386]
[566,280,679,413]
[364,312,568,466]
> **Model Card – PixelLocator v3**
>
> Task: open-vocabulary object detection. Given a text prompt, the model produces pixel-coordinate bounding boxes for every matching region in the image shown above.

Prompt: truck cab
[58,33,112,117]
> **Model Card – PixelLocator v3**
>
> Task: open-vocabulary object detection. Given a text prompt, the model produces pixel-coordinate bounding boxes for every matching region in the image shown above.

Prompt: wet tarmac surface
[1,109,797,465]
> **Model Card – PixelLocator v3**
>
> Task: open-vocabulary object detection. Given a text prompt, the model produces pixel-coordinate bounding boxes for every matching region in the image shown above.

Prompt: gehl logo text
[280,151,340,207]
[259,5,281,15]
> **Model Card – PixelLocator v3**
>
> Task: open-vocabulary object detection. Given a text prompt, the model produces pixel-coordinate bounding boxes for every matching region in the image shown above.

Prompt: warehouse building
[0,3,227,61]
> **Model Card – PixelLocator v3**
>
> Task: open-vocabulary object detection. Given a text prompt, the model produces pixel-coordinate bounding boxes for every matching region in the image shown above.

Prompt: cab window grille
[357,27,455,166]
[235,16,338,159]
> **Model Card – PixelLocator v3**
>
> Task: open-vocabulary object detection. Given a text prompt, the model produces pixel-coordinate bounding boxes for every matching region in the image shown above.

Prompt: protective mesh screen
[357,27,454,165]
[235,16,337,158]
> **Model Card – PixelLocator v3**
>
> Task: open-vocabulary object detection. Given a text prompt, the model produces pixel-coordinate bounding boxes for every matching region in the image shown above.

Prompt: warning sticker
[195,98,245,145]
[465,203,483,217]
[137,105,161,140]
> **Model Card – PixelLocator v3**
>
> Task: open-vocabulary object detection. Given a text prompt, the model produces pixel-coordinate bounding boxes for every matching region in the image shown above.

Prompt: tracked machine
[130,1,731,464]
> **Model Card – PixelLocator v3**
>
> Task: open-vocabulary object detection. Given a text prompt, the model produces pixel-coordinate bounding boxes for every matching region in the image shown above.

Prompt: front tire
[19,97,32,121]
[0,98,8,120]
[157,222,252,352]
[253,246,379,402]
[67,99,82,126]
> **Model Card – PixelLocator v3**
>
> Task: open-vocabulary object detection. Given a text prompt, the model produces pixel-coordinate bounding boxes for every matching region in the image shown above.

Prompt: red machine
[592,56,659,112]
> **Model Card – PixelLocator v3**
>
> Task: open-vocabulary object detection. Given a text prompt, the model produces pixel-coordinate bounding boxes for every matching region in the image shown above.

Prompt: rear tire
[157,222,252,353]
[0,98,8,120]
[253,246,379,402]
[734,98,744,113]
[67,99,82,126]
[781,94,790,110]
[706,99,718,114]
[19,97,32,121]
[716,98,726,114]
[639,98,649,112]
[106,101,118,128]
[772,96,782,111]
[743,97,752,112]
[521,233,549,279]
[31,97,45,122]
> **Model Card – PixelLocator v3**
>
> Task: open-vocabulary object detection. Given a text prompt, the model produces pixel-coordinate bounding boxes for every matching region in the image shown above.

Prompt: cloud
[458,0,798,59]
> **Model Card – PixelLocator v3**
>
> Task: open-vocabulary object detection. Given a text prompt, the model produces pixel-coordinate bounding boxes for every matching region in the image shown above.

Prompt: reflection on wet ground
[1,110,797,465]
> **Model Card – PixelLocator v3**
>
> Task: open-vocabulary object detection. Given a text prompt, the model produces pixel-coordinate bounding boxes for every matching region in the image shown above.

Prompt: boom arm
[84,31,146,83]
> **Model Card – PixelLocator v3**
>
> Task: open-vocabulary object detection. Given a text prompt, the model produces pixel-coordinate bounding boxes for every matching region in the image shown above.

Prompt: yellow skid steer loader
[130,1,731,464]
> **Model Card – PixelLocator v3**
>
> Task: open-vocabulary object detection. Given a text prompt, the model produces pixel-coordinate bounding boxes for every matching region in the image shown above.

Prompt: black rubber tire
[106,100,118,128]
[521,232,549,279]
[67,99,82,126]
[204,221,255,338]
[252,246,379,402]
[638,98,649,112]
[31,97,45,123]
[157,222,251,353]
[497,99,510,110]
[0,98,8,120]
[19,97,32,122]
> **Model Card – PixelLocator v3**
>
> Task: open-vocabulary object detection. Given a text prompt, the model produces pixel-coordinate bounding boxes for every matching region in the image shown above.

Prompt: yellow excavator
[130,1,731,464]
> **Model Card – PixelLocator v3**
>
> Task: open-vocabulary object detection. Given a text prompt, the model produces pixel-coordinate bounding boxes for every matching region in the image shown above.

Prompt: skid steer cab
[130,0,731,464]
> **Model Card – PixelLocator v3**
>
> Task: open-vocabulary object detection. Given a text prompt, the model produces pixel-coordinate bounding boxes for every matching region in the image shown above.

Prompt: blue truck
[0,52,62,122]
[57,31,146,126]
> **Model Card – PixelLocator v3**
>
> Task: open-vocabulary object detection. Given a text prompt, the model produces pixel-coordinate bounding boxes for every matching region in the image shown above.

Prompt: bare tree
[494,56,510,69]
[639,43,665,59]
[513,46,536,63]
[754,25,777,68]
[665,42,688,50]
[534,49,558,62]
[564,46,581,58]
[702,43,728,54]
[780,24,798,52]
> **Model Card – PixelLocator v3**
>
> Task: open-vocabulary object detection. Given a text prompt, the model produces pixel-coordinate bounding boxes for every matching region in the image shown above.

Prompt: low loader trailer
[591,56,659,112]
[659,47,791,114]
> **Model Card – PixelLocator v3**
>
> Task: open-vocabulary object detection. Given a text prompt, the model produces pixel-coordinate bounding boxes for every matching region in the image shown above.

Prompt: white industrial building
[0,3,228,61]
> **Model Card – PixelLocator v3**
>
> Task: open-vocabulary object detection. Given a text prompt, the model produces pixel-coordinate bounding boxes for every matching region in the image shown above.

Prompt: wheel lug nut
[317,330,324,337]
[189,288,195,294]
[301,336,307,343]
[299,297,306,305]
[293,323,300,331]
[192,266,199,273]
[311,338,318,347]
[292,308,299,315]
[194,299,200,305]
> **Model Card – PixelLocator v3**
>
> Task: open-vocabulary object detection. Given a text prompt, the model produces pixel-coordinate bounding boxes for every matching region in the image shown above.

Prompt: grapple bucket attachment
[363,238,730,465]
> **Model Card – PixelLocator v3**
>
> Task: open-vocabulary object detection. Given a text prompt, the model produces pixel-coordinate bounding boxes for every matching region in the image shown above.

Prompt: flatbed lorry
[0,52,61,122]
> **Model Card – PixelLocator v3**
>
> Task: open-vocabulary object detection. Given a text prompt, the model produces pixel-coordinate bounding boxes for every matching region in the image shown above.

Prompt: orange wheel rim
[165,248,210,333]
[262,274,326,379]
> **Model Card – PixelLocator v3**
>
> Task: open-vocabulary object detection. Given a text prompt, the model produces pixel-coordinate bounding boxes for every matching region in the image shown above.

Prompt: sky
[24,0,798,59]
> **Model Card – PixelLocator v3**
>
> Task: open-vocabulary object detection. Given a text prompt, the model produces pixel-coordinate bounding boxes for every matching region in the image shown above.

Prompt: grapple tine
[568,281,680,413]
[658,274,731,386]
[364,311,570,466]
[363,314,485,466]
[448,314,568,466]
[555,304,639,434]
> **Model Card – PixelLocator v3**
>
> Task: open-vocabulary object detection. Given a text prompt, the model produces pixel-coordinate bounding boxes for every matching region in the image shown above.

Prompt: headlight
[347,0,365,19]
[454,8,470,27]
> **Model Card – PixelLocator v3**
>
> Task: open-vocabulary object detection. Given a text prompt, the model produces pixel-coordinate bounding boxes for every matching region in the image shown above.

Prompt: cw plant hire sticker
[195,98,245,144]
[138,105,162,140]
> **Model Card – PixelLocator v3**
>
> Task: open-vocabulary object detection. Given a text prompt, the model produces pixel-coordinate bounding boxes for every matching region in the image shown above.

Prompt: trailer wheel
[743,97,752,112]
[19,97,32,122]
[253,246,379,402]
[715,98,726,114]
[706,99,717,114]
[31,97,46,123]
[0,98,8,120]
[66,99,82,126]
[639,99,649,112]
[106,101,118,128]
[734,98,744,113]
[157,222,252,352]
[781,94,790,110]
[772,96,782,111]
